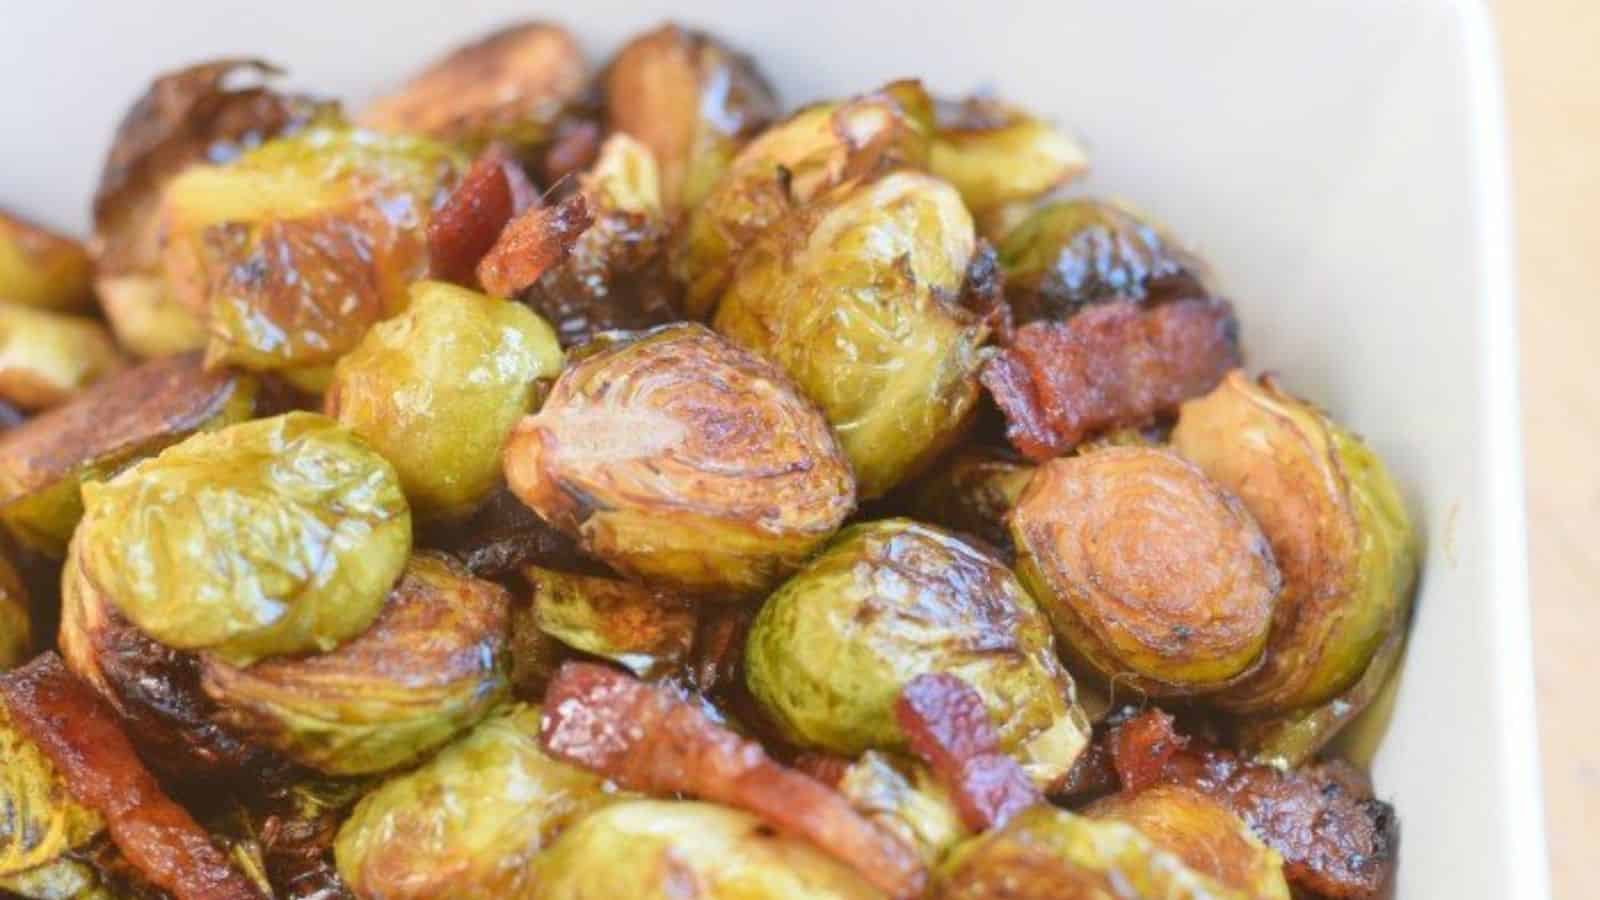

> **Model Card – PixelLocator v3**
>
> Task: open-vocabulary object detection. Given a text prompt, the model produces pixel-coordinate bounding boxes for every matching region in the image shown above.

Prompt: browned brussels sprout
[928,97,1087,216]
[1010,447,1281,696]
[835,751,969,867]
[0,210,93,312]
[677,85,933,318]
[714,171,987,498]
[1086,785,1290,899]
[744,519,1089,789]
[325,280,562,521]
[0,307,125,411]
[0,555,26,671]
[200,553,510,775]
[0,353,257,556]
[504,323,854,596]
[604,23,780,210]
[1171,371,1418,714]
[522,565,695,678]
[159,126,467,374]
[362,22,592,160]
[0,702,104,880]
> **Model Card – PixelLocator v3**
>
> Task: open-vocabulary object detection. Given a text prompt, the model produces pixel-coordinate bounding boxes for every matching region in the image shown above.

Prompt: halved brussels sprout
[0,855,109,899]
[523,565,695,679]
[998,198,1207,324]
[159,126,467,372]
[1086,785,1290,900]
[0,555,29,670]
[837,751,969,866]
[504,323,855,596]
[744,519,1089,788]
[0,353,257,556]
[326,280,562,521]
[900,448,1034,552]
[0,307,125,411]
[932,805,1243,899]
[362,22,591,159]
[1171,371,1418,714]
[714,171,984,498]
[604,24,779,210]
[928,97,1087,216]
[200,553,510,775]
[91,59,333,358]
[334,703,614,900]
[74,412,410,666]
[677,86,932,317]
[1010,448,1281,696]
[528,800,884,900]
[0,705,103,877]
[0,211,92,312]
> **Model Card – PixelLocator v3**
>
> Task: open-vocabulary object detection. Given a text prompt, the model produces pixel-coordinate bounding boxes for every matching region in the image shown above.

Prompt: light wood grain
[1494,0,1597,895]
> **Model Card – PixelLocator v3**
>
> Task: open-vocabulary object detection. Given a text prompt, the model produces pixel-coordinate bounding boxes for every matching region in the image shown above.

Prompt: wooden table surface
[1495,0,1597,895]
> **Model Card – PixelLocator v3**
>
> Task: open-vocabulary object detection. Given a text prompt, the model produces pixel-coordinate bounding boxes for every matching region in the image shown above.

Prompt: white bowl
[0,0,1548,895]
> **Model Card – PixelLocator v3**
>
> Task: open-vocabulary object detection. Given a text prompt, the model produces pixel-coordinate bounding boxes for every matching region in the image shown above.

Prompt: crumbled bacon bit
[894,672,1040,830]
[427,144,538,287]
[476,191,592,298]
[1108,708,1189,793]
[539,662,927,899]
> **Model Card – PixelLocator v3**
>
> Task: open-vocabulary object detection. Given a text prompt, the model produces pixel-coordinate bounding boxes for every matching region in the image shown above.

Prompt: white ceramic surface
[0,0,1547,895]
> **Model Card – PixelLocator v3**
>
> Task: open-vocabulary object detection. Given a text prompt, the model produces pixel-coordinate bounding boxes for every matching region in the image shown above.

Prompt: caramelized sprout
[523,565,696,679]
[901,448,1034,552]
[0,307,125,411]
[0,706,103,878]
[0,211,93,312]
[928,97,1087,216]
[1086,785,1290,900]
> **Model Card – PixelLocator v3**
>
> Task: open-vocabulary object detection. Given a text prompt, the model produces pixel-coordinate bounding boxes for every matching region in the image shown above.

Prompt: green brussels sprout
[928,97,1087,216]
[604,24,779,211]
[932,805,1246,900]
[1085,785,1290,900]
[1171,371,1418,714]
[0,211,93,312]
[335,703,615,900]
[900,448,1035,552]
[504,323,855,597]
[997,198,1208,324]
[200,553,510,774]
[0,856,110,900]
[528,800,884,900]
[159,126,467,373]
[523,565,696,679]
[0,306,125,411]
[0,555,29,670]
[0,353,258,556]
[837,752,969,866]
[0,705,103,877]
[677,86,932,318]
[714,171,985,498]
[744,519,1089,788]
[1010,448,1281,696]
[326,280,562,521]
[74,412,411,666]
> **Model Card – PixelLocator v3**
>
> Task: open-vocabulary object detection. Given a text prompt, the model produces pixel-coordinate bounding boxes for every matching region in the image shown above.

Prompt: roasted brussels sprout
[334,702,614,900]
[362,22,591,159]
[0,353,257,556]
[837,751,970,866]
[0,211,92,312]
[932,804,1245,899]
[91,59,333,358]
[928,97,1087,216]
[1085,785,1290,900]
[73,412,410,666]
[998,198,1208,324]
[677,86,932,317]
[0,555,29,670]
[1171,371,1418,714]
[326,280,562,521]
[715,171,986,498]
[523,565,695,678]
[0,705,103,877]
[605,23,779,210]
[1010,448,1281,696]
[528,800,884,900]
[200,553,509,774]
[744,519,1089,788]
[0,854,110,900]
[0,306,125,411]
[900,448,1034,552]
[504,323,855,596]
[159,126,467,373]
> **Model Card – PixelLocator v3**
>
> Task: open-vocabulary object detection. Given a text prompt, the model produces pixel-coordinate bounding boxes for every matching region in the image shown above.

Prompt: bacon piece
[894,673,1040,830]
[982,297,1239,460]
[540,662,927,899]
[1108,708,1189,793]
[476,191,592,297]
[0,654,264,900]
[427,144,537,287]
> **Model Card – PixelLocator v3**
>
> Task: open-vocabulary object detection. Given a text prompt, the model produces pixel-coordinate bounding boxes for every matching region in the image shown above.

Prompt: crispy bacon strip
[476,191,592,298]
[427,144,538,287]
[982,297,1239,460]
[540,662,927,899]
[0,654,264,900]
[894,673,1040,831]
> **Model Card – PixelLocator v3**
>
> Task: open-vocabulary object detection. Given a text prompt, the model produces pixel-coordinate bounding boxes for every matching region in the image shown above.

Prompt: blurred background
[1494,0,1596,894]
